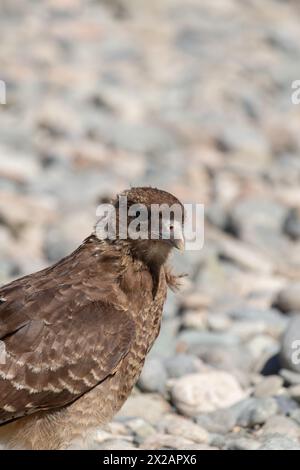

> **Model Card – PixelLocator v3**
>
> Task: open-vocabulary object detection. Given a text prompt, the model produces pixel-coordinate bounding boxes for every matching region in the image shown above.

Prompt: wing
[0,276,134,425]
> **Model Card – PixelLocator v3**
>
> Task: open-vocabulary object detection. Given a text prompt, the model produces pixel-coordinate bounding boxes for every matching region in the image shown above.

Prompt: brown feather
[0,187,184,449]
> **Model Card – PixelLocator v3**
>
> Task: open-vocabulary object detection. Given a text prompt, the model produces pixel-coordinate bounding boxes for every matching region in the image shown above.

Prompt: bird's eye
[136,211,141,217]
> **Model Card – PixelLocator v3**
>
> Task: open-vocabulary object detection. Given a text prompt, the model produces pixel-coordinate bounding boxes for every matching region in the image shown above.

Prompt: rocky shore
[1,0,300,450]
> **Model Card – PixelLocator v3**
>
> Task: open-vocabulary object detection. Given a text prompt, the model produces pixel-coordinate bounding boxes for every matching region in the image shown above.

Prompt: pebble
[90,115,180,156]
[198,345,254,372]
[140,434,200,450]
[259,435,300,451]
[196,409,237,434]
[275,284,300,313]
[231,397,278,427]
[180,293,212,311]
[207,313,232,332]
[1,0,300,451]
[177,330,240,348]
[275,395,300,415]
[290,409,300,425]
[246,335,279,368]
[160,414,210,444]
[137,357,168,394]
[284,208,300,240]
[280,315,300,373]
[225,437,261,451]
[229,198,286,239]
[280,369,300,386]
[288,385,300,403]
[254,376,283,398]
[149,318,179,359]
[125,418,156,444]
[229,308,288,335]
[261,415,300,441]
[95,439,137,450]
[164,354,206,378]
[170,372,246,416]
[117,393,172,425]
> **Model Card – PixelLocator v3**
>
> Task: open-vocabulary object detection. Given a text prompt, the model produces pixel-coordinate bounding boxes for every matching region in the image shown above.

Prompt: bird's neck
[129,241,172,298]
[92,235,171,289]
[129,240,171,269]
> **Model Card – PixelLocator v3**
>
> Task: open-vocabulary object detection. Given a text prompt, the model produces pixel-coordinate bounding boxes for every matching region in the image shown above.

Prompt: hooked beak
[171,219,185,251]
[161,219,185,251]
[172,237,185,251]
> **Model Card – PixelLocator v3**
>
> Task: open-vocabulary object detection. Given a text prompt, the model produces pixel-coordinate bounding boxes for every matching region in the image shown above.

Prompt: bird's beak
[161,220,185,251]
[173,237,185,251]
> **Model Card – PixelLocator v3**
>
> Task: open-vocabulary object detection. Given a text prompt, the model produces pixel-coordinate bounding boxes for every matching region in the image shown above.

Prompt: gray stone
[175,27,205,56]
[228,307,288,334]
[229,198,286,237]
[225,436,261,450]
[230,197,286,248]
[160,414,209,444]
[254,376,283,398]
[275,284,300,313]
[178,443,219,450]
[209,433,228,449]
[259,435,300,450]
[164,354,205,379]
[177,330,240,348]
[216,127,270,160]
[0,258,20,283]
[163,290,179,319]
[279,369,300,385]
[290,409,300,425]
[138,357,167,394]
[198,345,254,373]
[289,384,300,403]
[117,393,172,425]
[176,331,253,371]
[261,415,300,440]
[280,368,300,385]
[206,204,228,230]
[275,395,300,415]
[280,315,300,373]
[89,114,180,156]
[95,439,137,450]
[266,29,300,57]
[231,397,278,427]
[196,409,237,434]
[207,313,232,332]
[149,318,179,359]
[125,418,156,444]
[284,208,300,240]
[140,433,206,450]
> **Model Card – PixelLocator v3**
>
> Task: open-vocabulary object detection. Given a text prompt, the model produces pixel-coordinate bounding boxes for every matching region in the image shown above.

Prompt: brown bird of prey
[0,187,185,449]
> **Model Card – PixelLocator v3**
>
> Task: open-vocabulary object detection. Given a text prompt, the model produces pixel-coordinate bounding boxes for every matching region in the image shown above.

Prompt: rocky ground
[1,0,300,450]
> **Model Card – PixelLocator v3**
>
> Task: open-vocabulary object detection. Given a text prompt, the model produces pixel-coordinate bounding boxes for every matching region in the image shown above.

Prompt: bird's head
[97,187,185,266]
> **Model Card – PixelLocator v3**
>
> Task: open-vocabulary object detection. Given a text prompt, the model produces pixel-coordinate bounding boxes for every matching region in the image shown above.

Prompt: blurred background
[1,0,300,450]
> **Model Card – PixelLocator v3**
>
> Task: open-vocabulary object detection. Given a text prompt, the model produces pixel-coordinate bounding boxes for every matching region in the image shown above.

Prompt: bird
[0,187,185,450]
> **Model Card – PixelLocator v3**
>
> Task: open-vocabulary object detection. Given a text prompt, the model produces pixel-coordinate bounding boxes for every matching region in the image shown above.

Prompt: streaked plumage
[0,187,184,449]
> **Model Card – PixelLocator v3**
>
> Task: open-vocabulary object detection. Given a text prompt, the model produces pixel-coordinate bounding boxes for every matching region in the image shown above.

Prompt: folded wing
[0,278,134,425]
